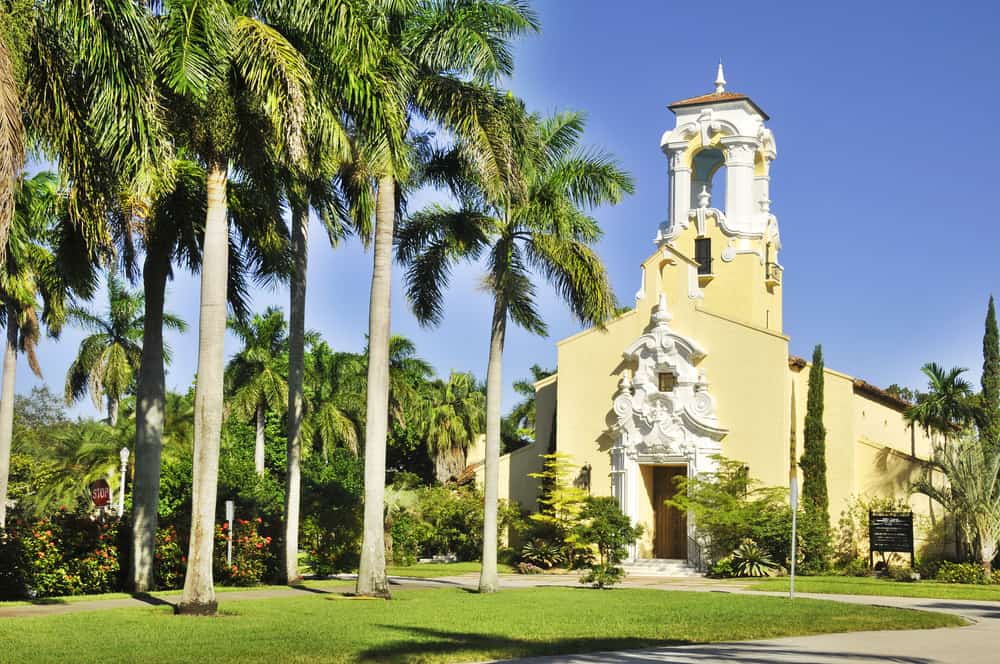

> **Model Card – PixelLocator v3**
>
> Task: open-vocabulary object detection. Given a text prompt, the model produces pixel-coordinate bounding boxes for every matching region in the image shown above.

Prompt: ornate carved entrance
[611,293,727,562]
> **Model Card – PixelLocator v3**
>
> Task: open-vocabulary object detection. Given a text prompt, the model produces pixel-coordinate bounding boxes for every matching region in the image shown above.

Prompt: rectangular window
[658,372,675,392]
[695,237,712,275]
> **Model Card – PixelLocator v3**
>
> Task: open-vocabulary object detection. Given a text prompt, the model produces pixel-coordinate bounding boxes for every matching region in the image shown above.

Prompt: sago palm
[225,307,289,475]
[65,274,186,426]
[353,0,538,598]
[398,110,633,591]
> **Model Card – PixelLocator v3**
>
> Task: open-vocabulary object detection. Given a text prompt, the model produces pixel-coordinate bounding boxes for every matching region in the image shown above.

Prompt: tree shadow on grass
[358,625,937,664]
[130,593,174,608]
[357,624,686,663]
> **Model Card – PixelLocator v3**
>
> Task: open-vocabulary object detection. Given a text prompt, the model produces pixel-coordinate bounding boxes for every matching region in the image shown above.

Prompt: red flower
[256,542,263,549]
[255,517,262,524]
[37,552,44,558]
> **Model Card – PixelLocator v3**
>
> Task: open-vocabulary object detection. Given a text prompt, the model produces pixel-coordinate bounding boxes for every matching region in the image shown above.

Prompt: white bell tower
[658,64,778,240]
[654,65,783,332]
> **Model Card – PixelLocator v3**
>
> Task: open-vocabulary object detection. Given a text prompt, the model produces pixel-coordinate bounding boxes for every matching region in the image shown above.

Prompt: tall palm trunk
[254,403,265,474]
[179,161,229,615]
[479,299,507,593]
[283,203,308,583]
[130,251,169,590]
[0,308,18,530]
[108,397,120,427]
[357,175,394,598]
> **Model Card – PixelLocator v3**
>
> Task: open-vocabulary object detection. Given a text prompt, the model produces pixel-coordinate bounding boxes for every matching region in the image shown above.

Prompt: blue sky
[20,0,1000,419]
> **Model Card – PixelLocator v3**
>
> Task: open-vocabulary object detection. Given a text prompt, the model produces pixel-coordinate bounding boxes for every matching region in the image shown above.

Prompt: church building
[475,66,945,568]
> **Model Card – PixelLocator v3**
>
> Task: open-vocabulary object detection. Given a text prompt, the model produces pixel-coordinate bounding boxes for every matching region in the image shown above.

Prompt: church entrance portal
[651,466,687,558]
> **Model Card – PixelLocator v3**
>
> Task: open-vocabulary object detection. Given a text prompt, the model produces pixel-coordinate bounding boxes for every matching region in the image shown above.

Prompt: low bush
[669,457,831,573]
[214,518,272,586]
[0,510,120,599]
[516,562,543,574]
[934,561,993,585]
[731,539,777,578]
[520,539,565,570]
[154,525,187,589]
[708,557,735,578]
[886,565,918,582]
[574,496,643,589]
[837,557,871,577]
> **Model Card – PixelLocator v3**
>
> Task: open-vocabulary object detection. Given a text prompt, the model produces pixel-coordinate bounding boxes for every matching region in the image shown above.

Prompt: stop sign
[90,479,111,507]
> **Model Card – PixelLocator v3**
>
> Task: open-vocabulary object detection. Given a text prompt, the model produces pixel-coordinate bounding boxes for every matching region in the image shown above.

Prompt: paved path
[3,574,997,663]
[491,587,1000,664]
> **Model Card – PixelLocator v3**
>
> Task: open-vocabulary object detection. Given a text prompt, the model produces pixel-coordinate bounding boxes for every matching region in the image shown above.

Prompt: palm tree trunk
[0,38,24,259]
[108,397,120,428]
[0,309,18,530]
[356,176,394,598]
[179,160,229,615]
[254,403,265,475]
[284,203,308,583]
[479,299,507,593]
[130,251,169,591]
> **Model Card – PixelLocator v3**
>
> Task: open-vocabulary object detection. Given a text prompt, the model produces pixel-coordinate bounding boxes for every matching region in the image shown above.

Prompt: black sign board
[869,511,914,567]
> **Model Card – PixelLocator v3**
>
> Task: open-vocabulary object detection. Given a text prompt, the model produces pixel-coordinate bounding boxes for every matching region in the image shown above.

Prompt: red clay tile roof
[669,91,769,120]
[852,379,913,412]
[788,355,912,413]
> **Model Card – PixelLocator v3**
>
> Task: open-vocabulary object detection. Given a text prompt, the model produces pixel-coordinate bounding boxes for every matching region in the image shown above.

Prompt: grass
[0,587,962,663]
[385,561,515,578]
[0,579,352,607]
[747,575,1000,601]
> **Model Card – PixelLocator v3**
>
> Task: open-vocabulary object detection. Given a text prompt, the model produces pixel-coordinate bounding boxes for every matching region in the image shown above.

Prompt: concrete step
[623,558,702,577]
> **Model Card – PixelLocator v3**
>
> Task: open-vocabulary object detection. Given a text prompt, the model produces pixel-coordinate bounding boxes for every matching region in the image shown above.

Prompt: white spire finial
[715,61,726,94]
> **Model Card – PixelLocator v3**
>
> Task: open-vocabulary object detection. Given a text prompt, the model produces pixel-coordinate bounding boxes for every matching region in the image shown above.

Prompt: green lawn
[0,587,963,663]
[0,579,352,607]
[386,562,515,578]
[748,575,1000,601]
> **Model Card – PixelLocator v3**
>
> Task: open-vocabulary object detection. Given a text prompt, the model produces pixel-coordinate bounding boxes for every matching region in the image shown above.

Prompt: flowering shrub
[0,510,120,599]
[155,525,187,589]
[214,517,272,585]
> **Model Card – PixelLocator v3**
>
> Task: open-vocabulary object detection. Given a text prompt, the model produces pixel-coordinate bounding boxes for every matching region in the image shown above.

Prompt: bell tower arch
[656,65,783,332]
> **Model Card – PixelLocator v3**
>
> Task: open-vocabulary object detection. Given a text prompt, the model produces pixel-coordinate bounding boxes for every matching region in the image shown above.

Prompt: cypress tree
[799,345,830,568]
[982,296,1000,453]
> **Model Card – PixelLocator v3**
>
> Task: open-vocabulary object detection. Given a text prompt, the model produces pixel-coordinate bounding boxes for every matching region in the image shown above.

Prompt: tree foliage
[980,296,1000,452]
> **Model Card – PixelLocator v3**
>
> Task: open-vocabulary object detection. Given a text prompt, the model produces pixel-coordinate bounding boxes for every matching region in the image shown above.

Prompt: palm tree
[906,362,975,441]
[261,0,394,584]
[353,0,538,598]
[129,156,288,591]
[914,430,1000,574]
[398,110,633,592]
[503,364,553,448]
[156,0,311,614]
[0,0,163,256]
[65,274,185,426]
[226,308,289,475]
[423,372,485,485]
[303,341,364,460]
[0,172,87,529]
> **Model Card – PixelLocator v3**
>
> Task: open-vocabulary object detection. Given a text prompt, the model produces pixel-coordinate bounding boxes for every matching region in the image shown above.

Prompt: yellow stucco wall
[519,242,943,559]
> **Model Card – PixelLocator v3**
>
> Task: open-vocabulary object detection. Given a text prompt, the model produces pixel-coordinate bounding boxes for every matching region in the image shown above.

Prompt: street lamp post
[118,447,130,517]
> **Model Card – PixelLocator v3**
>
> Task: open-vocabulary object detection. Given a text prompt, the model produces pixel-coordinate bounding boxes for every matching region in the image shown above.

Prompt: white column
[625,457,640,561]
[722,137,758,229]
[666,144,691,230]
